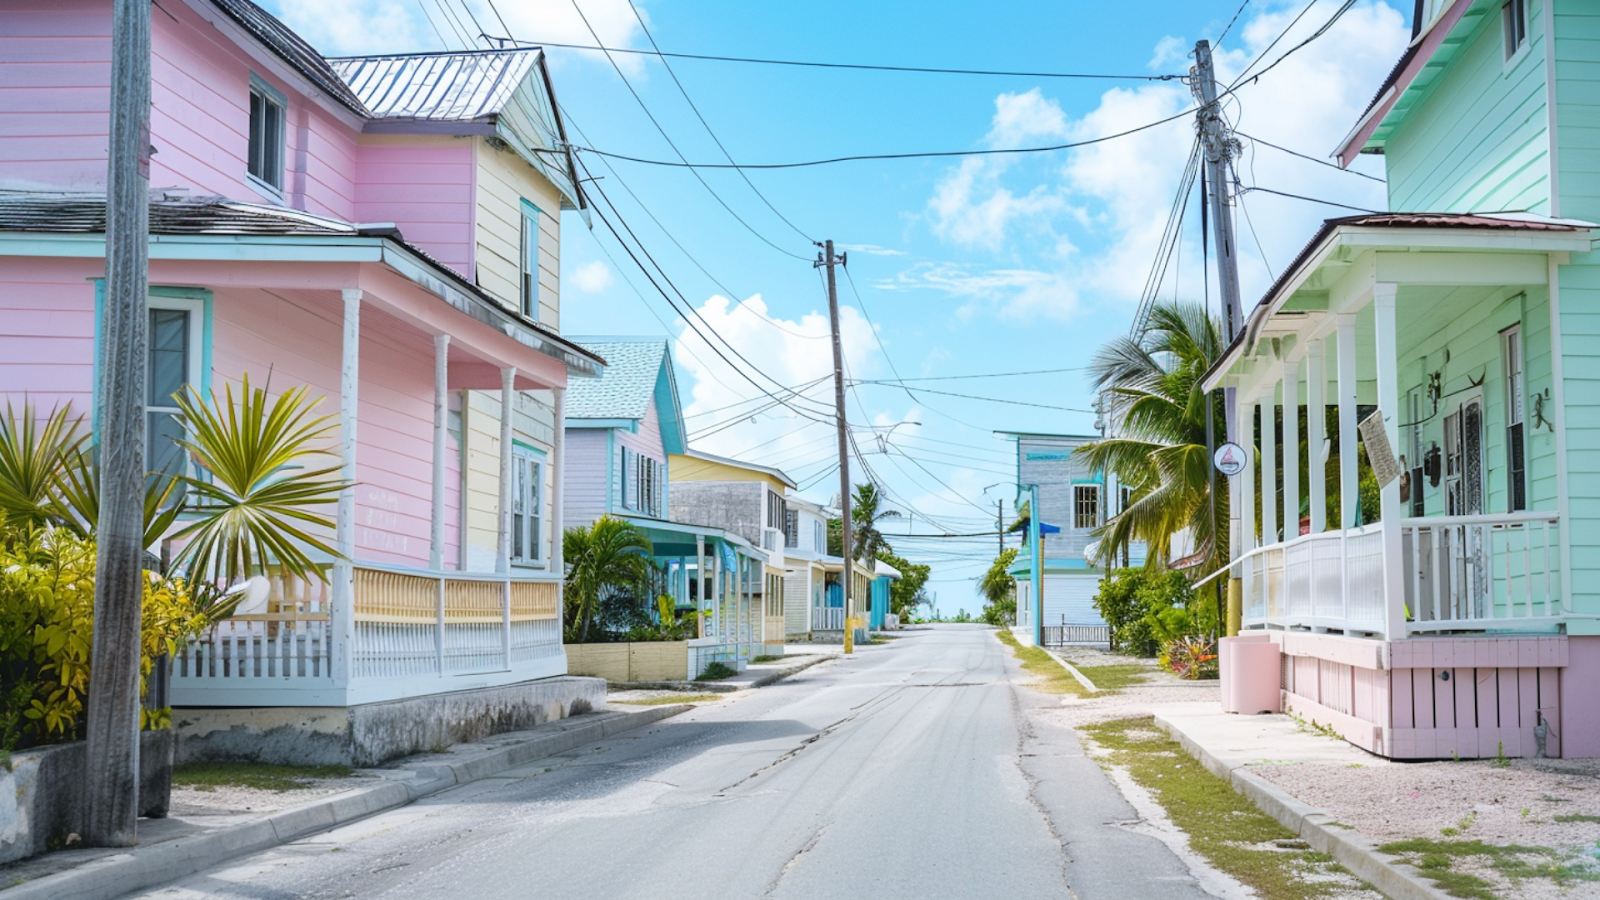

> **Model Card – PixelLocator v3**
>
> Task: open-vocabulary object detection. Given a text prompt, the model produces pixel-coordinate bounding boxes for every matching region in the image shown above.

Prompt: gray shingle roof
[564,340,668,420]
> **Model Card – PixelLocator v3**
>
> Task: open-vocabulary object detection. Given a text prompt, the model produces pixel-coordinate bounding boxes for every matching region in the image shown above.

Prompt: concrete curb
[5,706,689,900]
[1151,713,1449,900]
[1042,648,1102,693]
[747,654,830,688]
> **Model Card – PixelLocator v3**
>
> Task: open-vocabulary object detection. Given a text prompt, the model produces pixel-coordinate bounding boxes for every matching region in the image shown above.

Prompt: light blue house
[562,338,766,672]
[1202,0,1600,759]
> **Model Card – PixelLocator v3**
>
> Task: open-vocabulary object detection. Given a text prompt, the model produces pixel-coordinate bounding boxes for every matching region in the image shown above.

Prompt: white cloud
[273,0,426,55]
[572,260,614,293]
[838,243,906,257]
[919,1,1406,320]
[1149,35,1187,71]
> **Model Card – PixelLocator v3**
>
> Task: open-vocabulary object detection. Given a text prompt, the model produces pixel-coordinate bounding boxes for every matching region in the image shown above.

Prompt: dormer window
[247,76,286,195]
[1503,0,1527,61]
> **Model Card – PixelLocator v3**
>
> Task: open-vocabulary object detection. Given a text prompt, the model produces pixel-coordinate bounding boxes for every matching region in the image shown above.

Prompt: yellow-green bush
[0,530,208,749]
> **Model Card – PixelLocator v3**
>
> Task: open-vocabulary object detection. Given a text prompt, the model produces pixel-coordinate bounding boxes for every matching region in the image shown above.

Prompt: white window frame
[510,445,543,566]
[520,200,542,321]
[1503,324,1527,512]
[146,295,205,483]
[1503,0,1529,64]
[246,74,286,199]
[1072,484,1101,530]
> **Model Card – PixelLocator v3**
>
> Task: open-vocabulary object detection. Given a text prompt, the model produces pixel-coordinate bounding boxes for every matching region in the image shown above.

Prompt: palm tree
[850,482,899,562]
[978,548,1018,625]
[1074,301,1227,575]
[562,516,654,642]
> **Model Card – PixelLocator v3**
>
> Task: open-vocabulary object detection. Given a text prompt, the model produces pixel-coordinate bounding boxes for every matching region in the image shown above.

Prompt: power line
[568,105,1198,170]
[853,383,1092,413]
[1236,131,1385,183]
[1216,0,1251,45]
[853,366,1092,383]
[496,37,1182,81]
[623,0,814,244]
[564,0,810,260]
[1240,185,1378,213]
[1232,0,1358,90]
[1227,0,1323,89]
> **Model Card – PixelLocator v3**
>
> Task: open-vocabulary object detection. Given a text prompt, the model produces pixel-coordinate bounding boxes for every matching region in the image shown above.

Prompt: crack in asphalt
[1011,685,1084,900]
[759,821,832,899]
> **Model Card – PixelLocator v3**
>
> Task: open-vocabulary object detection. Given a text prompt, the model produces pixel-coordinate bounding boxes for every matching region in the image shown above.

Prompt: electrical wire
[567,105,1198,170]
[1236,131,1385,183]
[414,0,452,49]
[566,0,810,260]
[1232,0,1357,90]
[623,0,814,244]
[852,366,1091,382]
[494,37,1182,81]
[1227,0,1324,88]
[1240,185,1378,213]
[1216,0,1251,45]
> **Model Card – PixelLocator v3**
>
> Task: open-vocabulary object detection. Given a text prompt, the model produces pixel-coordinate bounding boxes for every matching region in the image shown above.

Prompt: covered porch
[1206,213,1600,757]
[623,515,766,674]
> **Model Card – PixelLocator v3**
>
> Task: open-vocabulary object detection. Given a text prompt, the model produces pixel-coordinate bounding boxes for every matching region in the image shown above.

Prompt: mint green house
[1205,0,1600,759]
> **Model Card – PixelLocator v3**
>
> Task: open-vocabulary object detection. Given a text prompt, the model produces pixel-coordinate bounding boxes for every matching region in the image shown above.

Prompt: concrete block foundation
[174,675,606,767]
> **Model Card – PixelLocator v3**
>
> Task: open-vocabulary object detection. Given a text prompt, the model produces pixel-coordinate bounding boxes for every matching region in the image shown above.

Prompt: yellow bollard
[844,615,855,654]
[1226,578,1242,637]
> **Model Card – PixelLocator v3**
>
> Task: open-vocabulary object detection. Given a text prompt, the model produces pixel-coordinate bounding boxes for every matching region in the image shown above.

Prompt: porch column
[551,387,565,572]
[1336,315,1359,529]
[430,335,449,570]
[1260,389,1278,546]
[1306,340,1326,534]
[1283,358,1301,540]
[496,367,516,575]
[1239,389,1256,605]
[333,288,361,689]
[1374,283,1407,639]
[695,535,706,638]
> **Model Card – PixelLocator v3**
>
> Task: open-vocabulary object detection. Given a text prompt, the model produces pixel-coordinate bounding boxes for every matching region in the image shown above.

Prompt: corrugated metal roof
[328,51,540,122]
[564,340,669,420]
[0,196,358,235]
[210,0,370,116]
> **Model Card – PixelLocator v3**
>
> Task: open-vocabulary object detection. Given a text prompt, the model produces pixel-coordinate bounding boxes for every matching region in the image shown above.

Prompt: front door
[1443,393,1486,616]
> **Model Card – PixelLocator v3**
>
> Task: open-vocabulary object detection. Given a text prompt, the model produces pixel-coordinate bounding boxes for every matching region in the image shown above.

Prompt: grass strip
[1081,717,1371,900]
[173,761,352,792]
[1377,837,1600,899]
[994,629,1085,696]
[1075,663,1151,691]
[612,694,722,706]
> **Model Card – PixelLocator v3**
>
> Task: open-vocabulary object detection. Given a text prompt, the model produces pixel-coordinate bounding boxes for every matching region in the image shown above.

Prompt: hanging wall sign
[1359,410,1402,489]
[1213,442,1248,477]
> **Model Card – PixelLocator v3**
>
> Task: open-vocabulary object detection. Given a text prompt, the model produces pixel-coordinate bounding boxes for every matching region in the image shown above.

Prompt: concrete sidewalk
[1152,703,1447,900]
[1,706,686,900]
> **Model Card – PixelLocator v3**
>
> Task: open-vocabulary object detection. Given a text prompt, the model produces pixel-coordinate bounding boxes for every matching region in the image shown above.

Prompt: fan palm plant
[1074,301,1227,576]
[850,482,899,562]
[562,516,654,643]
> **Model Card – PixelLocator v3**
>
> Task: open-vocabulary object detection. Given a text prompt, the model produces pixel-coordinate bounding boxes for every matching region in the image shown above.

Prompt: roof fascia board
[180,0,367,131]
[565,418,638,429]
[655,356,688,456]
[1337,0,1476,164]
[362,119,497,136]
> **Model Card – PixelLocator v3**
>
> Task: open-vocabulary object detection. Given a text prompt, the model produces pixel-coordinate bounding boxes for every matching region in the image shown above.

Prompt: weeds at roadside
[1554,814,1600,824]
[994,630,1085,696]
[1378,837,1600,899]
[751,655,781,664]
[1080,717,1377,900]
[612,694,722,706]
[1074,663,1150,691]
[174,761,353,792]
[695,662,738,682]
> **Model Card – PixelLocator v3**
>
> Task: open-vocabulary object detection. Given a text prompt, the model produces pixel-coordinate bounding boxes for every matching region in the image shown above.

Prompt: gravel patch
[605,688,729,706]
[170,776,374,816]
[1046,680,1223,728]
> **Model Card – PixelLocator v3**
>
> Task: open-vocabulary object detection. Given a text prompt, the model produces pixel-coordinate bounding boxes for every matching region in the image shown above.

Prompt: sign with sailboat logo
[1213,442,1247,477]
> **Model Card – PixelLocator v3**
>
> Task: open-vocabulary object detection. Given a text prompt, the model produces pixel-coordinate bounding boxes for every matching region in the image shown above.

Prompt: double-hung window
[520,200,542,321]
[1407,386,1426,516]
[511,447,543,565]
[247,76,286,195]
[1504,0,1528,60]
[1072,485,1100,530]
[146,296,204,488]
[1503,325,1526,512]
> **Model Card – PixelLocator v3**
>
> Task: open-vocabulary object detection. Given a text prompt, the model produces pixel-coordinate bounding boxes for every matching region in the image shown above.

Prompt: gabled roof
[211,0,369,116]
[678,450,797,489]
[329,50,539,122]
[564,338,686,453]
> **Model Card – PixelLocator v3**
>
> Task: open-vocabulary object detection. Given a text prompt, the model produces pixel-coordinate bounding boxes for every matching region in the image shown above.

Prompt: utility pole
[84,0,150,848]
[817,240,854,654]
[996,500,1004,555]
[1193,39,1244,637]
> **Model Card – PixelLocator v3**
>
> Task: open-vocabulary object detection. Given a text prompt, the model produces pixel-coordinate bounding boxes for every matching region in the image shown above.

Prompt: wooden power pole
[817,240,853,654]
[84,0,151,847]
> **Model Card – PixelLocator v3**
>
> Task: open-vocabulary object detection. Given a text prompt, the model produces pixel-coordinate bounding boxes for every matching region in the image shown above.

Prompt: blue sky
[263,0,1410,612]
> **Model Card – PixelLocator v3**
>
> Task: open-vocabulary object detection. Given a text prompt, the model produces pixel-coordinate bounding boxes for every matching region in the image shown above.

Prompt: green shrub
[696,661,737,681]
[1093,568,1203,657]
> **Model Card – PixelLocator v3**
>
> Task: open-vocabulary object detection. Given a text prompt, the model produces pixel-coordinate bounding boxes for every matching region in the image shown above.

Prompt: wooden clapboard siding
[0,2,112,189]
[1386,0,1552,215]
[459,388,556,572]
[354,138,474,275]
[0,257,99,414]
[474,139,562,324]
[562,429,611,527]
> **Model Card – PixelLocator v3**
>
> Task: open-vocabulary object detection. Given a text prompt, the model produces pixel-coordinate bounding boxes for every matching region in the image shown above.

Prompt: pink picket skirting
[1252,630,1600,759]
[0,255,566,570]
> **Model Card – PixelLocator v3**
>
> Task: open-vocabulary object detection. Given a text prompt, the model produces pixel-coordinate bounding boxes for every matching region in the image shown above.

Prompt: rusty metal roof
[210,0,370,116]
[328,51,540,122]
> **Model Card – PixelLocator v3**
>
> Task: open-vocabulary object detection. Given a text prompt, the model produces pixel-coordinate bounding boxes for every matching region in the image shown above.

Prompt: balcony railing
[171,562,565,707]
[814,606,845,631]
[1239,511,1562,636]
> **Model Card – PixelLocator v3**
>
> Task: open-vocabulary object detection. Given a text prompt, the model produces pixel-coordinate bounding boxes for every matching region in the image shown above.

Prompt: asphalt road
[132,626,1218,900]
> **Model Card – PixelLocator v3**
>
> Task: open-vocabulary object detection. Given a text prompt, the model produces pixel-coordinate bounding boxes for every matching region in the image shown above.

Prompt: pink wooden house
[0,0,606,763]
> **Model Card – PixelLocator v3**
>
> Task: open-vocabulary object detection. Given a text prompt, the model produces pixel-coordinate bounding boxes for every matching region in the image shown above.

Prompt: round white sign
[1214,442,1248,477]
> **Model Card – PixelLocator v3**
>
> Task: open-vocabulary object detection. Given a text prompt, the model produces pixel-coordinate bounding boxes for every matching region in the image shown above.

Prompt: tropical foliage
[826,482,901,562]
[561,516,655,643]
[877,549,930,619]
[1091,567,1209,657]
[0,529,210,751]
[1073,301,1227,574]
[978,548,1018,626]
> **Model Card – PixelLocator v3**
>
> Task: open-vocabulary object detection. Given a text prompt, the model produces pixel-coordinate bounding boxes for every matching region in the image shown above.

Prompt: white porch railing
[1402,512,1562,631]
[171,563,565,707]
[814,606,845,631]
[1240,512,1561,636]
